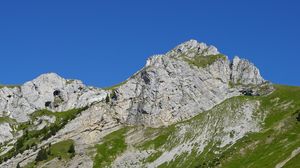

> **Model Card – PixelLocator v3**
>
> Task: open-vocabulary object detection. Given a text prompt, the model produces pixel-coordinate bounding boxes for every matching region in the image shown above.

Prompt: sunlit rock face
[111,40,269,126]
[0,73,108,122]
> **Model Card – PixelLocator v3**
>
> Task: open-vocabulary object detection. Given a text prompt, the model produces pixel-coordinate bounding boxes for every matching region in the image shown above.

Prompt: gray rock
[168,39,220,58]
[231,56,265,85]
[111,40,269,127]
[0,123,13,143]
[0,73,108,122]
[33,115,56,130]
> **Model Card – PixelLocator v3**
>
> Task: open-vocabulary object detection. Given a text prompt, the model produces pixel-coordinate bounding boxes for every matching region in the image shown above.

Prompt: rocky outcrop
[0,123,13,143]
[110,40,270,127]
[231,56,265,85]
[168,39,220,57]
[0,73,108,122]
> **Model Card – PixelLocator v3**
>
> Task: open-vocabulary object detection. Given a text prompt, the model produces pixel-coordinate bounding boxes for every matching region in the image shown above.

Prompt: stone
[231,56,265,85]
[110,40,269,127]
[0,123,13,144]
[0,73,108,122]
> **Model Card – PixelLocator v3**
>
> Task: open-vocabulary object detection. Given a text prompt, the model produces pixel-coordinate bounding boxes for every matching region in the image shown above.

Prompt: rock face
[0,123,13,143]
[111,39,268,126]
[231,56,265,85]
[0,73,108,122]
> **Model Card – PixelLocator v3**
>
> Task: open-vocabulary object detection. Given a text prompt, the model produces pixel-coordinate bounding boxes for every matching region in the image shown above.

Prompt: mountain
[0,40,299,168]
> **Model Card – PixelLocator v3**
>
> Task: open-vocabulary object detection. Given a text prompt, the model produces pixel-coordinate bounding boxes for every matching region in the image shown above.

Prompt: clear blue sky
[0,0,299,87]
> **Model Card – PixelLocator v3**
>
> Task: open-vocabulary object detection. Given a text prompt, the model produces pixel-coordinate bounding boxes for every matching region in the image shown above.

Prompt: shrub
[105,95,110,103]
[35,148,48,162]
[68,143,75,154]
[296,110,300,122]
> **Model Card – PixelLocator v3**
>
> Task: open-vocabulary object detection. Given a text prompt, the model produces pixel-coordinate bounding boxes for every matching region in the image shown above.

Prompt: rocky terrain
[1,39,299,168]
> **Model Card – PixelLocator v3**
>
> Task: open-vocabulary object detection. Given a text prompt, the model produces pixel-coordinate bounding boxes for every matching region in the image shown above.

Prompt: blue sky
[0,0,299,87]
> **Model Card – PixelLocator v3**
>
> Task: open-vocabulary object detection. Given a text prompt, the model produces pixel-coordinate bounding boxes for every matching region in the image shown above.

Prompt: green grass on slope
[218,85,300,168]
[49,139,75,160]
[136,85,300,168]
[102,81,127,90]
[183,54,226,68]
[0,84,19,89]
[158,97,256,168]
[139,125,177,150]
[93,128,128,168]
[23,139,75,168]
[283,152,300,168]
[0,117,16,124]
[101,85,300,168]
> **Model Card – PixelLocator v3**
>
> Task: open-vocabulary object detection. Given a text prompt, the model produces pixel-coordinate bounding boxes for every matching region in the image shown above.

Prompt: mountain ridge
[1,39,297,168]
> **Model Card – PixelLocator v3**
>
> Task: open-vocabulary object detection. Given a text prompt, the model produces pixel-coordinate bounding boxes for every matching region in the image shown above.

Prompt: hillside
[90,85,300,168]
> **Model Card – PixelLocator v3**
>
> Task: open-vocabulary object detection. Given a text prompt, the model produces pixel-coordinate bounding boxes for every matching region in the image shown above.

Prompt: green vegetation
[139,125,177,150]
[49,139,75,160]
[183,54,226,68]
[23,161,35,168]
[66,79,75,84]
[145,151,163,163]
[35,148,48,162]
[104,85,300,168]
[216,85,300,168]
[228,81,234,88]
[0,84,20,89]
[68,143,75,155]
[105,95,110,103]
[154,85,300,168]
[93,128,128,168]
[283,152,300,168]
[0,117,16,124]
[24,139,75,167]
[30,108,87,127]
[0,108,86,164]
[103,81,127,90]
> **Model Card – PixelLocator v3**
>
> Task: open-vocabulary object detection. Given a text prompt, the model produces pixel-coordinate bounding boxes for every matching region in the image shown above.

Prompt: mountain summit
[1,40,299,168]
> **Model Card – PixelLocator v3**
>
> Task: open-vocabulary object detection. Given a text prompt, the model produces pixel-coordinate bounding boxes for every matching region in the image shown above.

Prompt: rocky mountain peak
[0,73,107,123]
[32,72,64,83]
[231,56,265,85]
[111,40,272,127]
[168,39,220,58]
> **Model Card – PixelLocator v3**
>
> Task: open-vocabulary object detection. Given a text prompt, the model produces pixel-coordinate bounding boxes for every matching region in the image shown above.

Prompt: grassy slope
[0,85,19,89]
[219,85,300,168]
[23,139,75,168]
[93,128,128,168]
[283,152,300,168]
[92,85,300,168]
[183,54,226,68]
[49,139,75,160]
